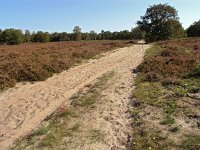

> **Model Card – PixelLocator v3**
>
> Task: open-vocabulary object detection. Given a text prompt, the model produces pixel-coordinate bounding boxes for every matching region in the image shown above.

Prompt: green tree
[162,19,186,39]
[73,26,82,41]
[2,29,24,45]
[50,32,61,42]
[33,31,50,43]
[187,20,200,37]
[131,27,145,39]
[137,3,184,42]
[82,33,91,40]
[89,30,97,40]
[0,29,3,43]
[61,32,70,41]
[24,30,31,42]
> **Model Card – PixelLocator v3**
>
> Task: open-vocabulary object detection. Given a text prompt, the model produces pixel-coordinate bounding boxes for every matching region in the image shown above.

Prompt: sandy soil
[63,65,137,150]
[0,44,150,149]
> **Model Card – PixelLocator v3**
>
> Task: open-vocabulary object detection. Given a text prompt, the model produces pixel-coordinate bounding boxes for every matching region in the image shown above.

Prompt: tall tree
[137,3,184,42]
[73,26,82,41]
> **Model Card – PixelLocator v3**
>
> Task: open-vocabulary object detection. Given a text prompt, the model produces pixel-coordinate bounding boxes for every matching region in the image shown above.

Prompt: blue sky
[1,0,200,33]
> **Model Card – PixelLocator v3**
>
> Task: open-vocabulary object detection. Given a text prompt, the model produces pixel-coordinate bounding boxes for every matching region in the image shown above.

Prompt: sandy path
[0,44,150,149]
[65,66,138,150]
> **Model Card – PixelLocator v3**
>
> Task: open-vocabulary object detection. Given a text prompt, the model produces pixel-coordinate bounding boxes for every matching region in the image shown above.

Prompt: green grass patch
[169,126,179,133]
[31,127,49,136]
[182,135,200,150]
[132,129,173,150]
[89,129,104,143]
[133,82,164,106]
[160,115,175,125]
[145,44,164,58]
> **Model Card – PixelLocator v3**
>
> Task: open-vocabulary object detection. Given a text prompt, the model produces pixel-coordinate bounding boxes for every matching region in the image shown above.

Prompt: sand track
[0,44,150,149]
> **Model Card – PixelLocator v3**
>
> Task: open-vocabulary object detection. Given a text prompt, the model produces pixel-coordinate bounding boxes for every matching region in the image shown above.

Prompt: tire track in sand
[0,44,150,149]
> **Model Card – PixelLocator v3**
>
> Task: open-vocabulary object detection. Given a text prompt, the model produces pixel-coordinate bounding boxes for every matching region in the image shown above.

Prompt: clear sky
[1,0,200,33]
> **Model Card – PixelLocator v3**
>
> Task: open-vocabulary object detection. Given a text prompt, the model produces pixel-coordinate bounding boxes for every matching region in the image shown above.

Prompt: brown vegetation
[0,40,132,90]
[132,38,200,149]
[138,38,200,79]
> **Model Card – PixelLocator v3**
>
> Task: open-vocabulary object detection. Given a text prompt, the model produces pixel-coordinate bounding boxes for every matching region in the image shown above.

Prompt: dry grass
[138,38,200,79]
[0,40,131,90]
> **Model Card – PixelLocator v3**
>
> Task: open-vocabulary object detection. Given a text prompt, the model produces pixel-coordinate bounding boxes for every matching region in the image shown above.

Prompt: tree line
[1,3,200,45]
[0,27,145,45]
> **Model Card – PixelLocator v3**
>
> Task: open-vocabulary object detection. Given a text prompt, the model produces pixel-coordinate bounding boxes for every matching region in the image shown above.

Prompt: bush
[161,77,180,86]
[144,72,161,82]
[0,74,16,90]
[195,62,200,76]
[32,31,50,43]
[1,29,24,45]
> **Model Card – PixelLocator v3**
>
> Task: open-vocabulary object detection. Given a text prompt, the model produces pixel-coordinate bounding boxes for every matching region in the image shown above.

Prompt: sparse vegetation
[12,72,114,149]
[132,38,200,149]
[71,72,115,107]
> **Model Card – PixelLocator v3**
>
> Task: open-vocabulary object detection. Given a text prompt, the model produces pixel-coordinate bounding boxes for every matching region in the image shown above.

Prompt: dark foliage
[137,4,185,42]
[187,20,200,37]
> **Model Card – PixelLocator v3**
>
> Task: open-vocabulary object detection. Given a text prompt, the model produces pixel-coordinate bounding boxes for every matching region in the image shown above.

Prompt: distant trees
[89,30,98,40]
[0,26,146,45]
[24,30,31,42]
[50,32,71,42]
[0,29,2,43]
[131,27,145,39]
[1,29,24,45]
[187,20,200,37]
[73,26,82,41]
[32,31,50,43]
[137,4,185,42]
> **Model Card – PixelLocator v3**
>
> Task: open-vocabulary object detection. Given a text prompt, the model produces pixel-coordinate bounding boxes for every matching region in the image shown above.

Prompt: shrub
[32,31,50,43]
[144,72,161,82]
[161,77,180,86]
[0,74,16,90]
[1,29,24,45]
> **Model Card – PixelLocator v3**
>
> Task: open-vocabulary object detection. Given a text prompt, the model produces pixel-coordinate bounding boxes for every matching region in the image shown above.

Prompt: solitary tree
[137,3,185,42]
[187,20,200,37]
[73,26,82,41]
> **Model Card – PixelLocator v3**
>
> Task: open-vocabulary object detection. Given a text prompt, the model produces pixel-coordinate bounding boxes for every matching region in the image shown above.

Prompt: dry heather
[132,38,200,150]
[0,40,132,90]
